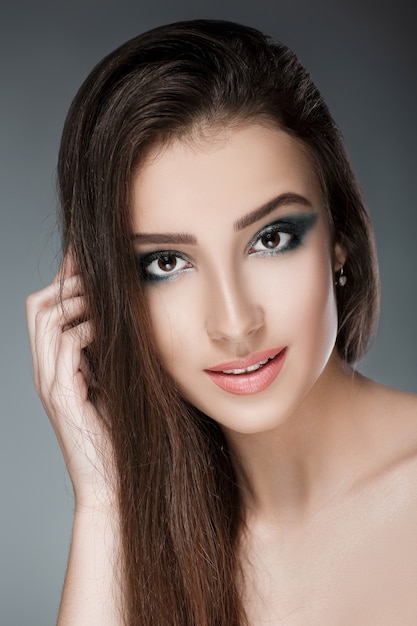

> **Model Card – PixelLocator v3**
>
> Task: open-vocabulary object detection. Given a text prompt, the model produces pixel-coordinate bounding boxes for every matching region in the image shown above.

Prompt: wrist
[73,483,118,516]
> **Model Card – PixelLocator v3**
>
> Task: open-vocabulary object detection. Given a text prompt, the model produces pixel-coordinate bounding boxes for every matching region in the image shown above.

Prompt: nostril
[206,303,264,343]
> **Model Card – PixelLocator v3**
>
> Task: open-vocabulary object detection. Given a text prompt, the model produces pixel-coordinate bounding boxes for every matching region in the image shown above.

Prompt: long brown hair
[57,19,379,624]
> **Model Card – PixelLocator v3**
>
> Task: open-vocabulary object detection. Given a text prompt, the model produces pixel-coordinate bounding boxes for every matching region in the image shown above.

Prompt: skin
[27,123,417,625]
[133,126,342,437]
[133,124,417,624]
[26,262,121,625]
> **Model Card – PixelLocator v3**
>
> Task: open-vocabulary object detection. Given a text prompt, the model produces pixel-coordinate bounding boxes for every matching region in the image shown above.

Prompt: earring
[336,265,347,287]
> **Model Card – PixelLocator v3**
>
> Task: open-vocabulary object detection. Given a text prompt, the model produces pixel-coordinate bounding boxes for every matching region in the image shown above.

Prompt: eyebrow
[131,192,313,245]
[233,193,313,231]
[131,231,197,245]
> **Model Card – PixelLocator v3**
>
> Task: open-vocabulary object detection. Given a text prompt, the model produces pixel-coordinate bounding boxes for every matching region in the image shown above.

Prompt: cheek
[282,250,338,359]
[257,246,337,347]
[146,284,197,371]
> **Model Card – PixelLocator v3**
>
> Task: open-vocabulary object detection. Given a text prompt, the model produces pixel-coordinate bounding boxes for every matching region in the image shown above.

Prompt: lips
[205,348,287,395]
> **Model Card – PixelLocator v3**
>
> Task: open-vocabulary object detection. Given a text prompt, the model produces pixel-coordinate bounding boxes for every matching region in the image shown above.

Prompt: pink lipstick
[205,348,287,395]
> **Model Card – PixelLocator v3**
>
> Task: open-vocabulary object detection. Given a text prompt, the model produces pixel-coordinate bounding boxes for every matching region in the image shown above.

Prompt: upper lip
[206,347,285,372]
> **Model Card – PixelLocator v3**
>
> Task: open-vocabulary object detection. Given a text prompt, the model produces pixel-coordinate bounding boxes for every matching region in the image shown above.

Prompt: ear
[334,242,347,272]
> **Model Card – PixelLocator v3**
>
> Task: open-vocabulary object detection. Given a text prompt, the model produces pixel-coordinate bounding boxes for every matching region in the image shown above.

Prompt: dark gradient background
[1,0,416,623]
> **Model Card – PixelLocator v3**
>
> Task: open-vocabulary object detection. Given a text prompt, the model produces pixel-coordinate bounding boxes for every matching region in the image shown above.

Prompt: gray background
[1,0,416,623]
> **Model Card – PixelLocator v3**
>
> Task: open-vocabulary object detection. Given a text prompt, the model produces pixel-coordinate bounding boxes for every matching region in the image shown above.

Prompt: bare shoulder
[373,381,417,415]
[361,375,417,439]
[357,376,417,499]
[322,380,417,625]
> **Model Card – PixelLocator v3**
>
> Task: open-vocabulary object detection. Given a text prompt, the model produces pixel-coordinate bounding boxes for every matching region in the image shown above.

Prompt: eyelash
[246,215,317,257]
[137,214,317,283]
[137,250,193,283]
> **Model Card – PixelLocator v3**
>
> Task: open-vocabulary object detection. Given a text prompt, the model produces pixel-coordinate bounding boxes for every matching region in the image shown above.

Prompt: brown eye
[249,228,292,255]
[261,232,281,249]
[158,255,177,272]
[140,251,192,282]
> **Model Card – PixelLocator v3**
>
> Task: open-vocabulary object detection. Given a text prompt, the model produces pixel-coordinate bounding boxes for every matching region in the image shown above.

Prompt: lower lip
[205,349,287,395]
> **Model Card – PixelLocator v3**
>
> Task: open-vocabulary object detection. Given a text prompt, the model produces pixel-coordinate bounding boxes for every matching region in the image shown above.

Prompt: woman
[26,19,417,625]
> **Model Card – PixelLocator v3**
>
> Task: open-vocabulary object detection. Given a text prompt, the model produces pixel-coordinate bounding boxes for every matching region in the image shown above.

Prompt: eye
[247,214,318,257]
[138,251,193,282]
[249,229,293,254]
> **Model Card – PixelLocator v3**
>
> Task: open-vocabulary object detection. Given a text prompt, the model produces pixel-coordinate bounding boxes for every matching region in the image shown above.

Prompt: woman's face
[131,124,343,435]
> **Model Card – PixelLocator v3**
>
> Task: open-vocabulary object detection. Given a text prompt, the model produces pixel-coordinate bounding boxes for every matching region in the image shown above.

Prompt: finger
[27,275,83,314]
[54,321,94,402]
[26,276,84,349]
[32,307,62,392]
[34,313,94,403]
[29,292,89,388]
[62,319,94,350]
[50,248,78,289]
[60,275,84,301]
[79,352,94,389]
[27,275,84,326]
[61,246,78,280]
[27,298,57,373]
[32,300,91,370]
[60,296,88,328]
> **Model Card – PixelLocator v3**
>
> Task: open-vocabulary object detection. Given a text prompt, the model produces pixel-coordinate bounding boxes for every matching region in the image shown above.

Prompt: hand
[26,253,115,509]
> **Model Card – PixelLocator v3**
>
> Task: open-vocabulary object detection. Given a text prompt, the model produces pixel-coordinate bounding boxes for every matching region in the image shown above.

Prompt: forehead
[131,124,323,232]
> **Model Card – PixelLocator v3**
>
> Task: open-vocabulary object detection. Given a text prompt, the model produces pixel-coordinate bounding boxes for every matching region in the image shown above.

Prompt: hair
[57,19,379,625]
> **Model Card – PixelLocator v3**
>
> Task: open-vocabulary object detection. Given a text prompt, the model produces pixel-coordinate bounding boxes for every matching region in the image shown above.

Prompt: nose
[205,269,264,344]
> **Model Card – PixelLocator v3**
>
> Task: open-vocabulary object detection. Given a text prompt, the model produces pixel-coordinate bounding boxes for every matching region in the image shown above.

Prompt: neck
[223,355,369,525]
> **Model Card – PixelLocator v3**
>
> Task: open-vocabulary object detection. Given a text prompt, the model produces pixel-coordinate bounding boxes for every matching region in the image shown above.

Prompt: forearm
[57,502,123,626]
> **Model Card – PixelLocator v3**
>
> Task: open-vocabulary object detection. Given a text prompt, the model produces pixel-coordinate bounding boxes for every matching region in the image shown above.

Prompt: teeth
[222,358,270,375]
